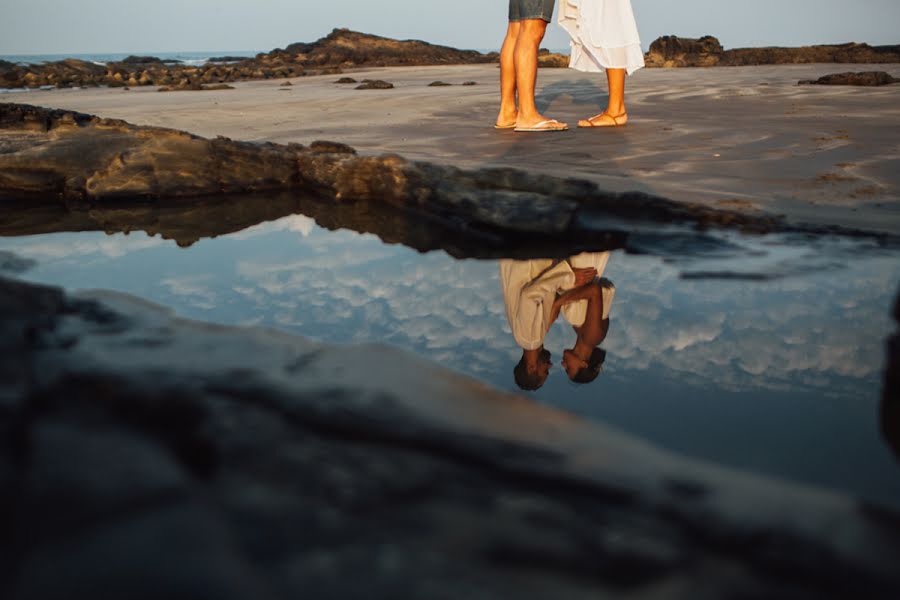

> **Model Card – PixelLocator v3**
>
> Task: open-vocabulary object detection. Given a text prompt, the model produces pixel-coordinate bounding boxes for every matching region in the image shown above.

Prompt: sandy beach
[7,62,900,233]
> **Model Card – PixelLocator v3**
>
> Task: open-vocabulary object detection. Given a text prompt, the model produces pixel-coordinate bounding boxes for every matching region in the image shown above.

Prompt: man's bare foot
[578,112,628,128]
[495,109,518,129]
[514,114,569,132]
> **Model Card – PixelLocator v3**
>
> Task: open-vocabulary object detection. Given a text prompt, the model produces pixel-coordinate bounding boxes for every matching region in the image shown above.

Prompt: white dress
[558,0,645,75]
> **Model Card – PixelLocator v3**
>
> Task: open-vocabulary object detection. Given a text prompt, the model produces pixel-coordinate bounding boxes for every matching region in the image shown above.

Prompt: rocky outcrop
[800,71,900,86]
[722,42,900,66]
[645,36,725,68]
[538,48,570,68]
[0,29,498,90]
[1,273,899,599]
[275,27,497,68]
[644,36,900,68]
[0,102,798,243]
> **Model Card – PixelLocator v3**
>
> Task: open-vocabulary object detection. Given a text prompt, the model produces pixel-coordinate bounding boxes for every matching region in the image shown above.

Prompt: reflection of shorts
[509,0,556,22]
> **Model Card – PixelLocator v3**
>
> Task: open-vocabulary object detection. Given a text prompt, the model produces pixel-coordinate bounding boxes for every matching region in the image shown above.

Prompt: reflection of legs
[578,68,629,128]
[513,19,566,130]
[496,21,521,128]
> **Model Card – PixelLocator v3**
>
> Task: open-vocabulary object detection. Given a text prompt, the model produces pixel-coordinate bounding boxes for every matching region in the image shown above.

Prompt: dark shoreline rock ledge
[0,102,798,242]
[1,274,900,599]
[646,36,900,68]
[800,71,900,86]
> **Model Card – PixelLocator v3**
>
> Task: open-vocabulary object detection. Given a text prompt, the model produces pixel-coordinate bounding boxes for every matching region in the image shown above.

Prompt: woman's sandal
[578,112,628,128]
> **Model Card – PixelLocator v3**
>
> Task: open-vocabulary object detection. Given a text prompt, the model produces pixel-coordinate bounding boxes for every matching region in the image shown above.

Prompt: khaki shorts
[509,0,556,22]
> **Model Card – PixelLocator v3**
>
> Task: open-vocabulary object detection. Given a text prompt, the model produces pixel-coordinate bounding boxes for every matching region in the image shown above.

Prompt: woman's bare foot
[578,112,628,128]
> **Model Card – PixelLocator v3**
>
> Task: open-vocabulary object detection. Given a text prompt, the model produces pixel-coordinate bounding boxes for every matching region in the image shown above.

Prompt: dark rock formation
[121,55,165,65]
[644,36,900,68]
[0,102,798,240]
[428,81,452,86]
[355,80,394,89]
[799,71,900,86]
[537,48,570,68]
[462,81,478,86]
[334,77,357,84]
[158,83,235,92]
[1,274,900,599]
[722,42,900,66]
[206,56,249,63]
[276,27,497,68]
[645,36,725,68]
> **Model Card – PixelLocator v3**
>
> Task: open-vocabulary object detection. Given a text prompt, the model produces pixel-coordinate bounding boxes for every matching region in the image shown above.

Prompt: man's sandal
[514,119,569,133]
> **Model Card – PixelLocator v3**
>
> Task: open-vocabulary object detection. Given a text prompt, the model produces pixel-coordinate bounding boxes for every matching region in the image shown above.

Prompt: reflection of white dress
[558,0,645,75]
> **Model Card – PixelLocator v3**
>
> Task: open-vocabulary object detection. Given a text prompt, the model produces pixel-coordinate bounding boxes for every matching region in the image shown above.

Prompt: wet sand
[7,63,900,233]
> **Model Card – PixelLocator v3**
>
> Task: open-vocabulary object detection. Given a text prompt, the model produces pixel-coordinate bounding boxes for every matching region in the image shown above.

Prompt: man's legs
[496,21,521,128]
[513,18,564,129]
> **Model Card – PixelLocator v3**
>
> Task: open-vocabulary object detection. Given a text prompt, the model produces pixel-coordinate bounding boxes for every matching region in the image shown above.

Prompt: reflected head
[514,348,551,391]
[564,348,607,384]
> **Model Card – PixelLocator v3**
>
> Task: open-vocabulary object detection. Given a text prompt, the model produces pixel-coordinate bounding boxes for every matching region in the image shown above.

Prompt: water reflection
[501,252,615,390]
[2,214,900,507]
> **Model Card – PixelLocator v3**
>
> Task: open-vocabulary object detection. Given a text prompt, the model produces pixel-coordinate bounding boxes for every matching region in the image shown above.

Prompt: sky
[2,0,899,55]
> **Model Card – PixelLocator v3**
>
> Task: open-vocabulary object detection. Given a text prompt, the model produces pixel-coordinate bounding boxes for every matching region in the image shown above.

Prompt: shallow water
[1,211,898,508]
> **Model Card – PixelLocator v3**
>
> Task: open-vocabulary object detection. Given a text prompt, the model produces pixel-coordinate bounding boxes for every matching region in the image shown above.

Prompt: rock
[334,77,357,84]
[207,56,249,63]
[277,28,497,68]
[537,52,570,68]
[0,102,801,242]
[644,37,900,68]
[462,81,478,86]
[799,71,900,86]
[428,81,452,87]
[722,42,900,66]
[645,35,725,68]
[1,275,900,599]
[355,80,393,90]
[121,55,165,65]
[280,80,293,87]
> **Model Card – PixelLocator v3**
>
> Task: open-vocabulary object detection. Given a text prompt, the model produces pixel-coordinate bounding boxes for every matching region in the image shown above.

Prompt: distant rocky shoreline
[2,28,898,90]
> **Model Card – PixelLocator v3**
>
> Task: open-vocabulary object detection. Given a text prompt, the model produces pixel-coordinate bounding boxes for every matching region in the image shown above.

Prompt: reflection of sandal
[578,112,628,128]
[514,119,569,133]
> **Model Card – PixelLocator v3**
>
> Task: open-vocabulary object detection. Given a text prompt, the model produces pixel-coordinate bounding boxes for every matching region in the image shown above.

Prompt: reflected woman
[553,252,616,383]
[558,0,645,127]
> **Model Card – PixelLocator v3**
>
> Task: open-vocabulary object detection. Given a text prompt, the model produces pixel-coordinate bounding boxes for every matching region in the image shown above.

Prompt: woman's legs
[606,68,626,117]
[496,21,521,127]
[579,68,629,127]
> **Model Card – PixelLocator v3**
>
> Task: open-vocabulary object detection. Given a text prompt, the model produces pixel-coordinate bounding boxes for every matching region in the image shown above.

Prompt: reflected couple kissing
[500,252,615,391]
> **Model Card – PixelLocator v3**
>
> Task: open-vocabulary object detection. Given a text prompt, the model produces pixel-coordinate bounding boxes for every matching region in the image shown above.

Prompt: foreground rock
[1,102,803,244]
[800,71,900,86]
[1,274,899,599]
[645,36,900,68]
